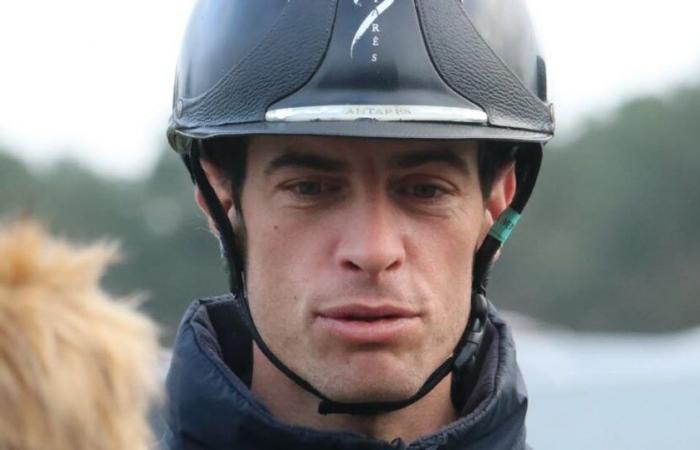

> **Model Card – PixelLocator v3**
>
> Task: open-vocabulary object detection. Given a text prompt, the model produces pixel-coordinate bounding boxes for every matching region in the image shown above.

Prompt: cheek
[409,200,484,279]
[246,210,327,279]
[242,207,326,343]
[409,206,483,339]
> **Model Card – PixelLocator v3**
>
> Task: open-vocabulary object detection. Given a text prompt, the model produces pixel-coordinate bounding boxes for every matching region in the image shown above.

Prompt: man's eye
[406,184,445,199]
[288,180,341,197]
[294,181,323,196]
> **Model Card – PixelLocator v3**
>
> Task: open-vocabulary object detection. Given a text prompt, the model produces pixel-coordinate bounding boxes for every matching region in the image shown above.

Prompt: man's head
[195,135,515,402]
[170,0,553,415]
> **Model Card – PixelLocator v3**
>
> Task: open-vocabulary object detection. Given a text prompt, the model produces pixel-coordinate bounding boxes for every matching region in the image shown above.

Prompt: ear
[194,158,234,237]
[478,161,516,248]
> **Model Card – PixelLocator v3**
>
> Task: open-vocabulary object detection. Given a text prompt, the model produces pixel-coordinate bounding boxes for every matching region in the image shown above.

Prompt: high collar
[164,295,529,450]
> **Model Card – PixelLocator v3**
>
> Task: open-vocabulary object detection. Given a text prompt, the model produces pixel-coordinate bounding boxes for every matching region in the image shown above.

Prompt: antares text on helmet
[344,105,411,116]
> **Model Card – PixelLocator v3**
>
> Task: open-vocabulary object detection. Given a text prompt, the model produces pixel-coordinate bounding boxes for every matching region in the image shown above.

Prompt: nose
[335,194,406,277]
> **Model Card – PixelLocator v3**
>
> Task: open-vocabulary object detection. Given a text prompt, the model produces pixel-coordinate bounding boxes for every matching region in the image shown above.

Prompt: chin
[324,379,419,404]
[312,354,424,403]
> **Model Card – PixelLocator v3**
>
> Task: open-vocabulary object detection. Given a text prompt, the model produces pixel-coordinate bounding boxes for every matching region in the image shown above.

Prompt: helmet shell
[168,0,554,153]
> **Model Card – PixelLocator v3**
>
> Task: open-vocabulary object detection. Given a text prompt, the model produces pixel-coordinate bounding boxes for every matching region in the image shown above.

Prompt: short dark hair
[201,137,248,194]
[201,137,515,200]
[478,141,517,198]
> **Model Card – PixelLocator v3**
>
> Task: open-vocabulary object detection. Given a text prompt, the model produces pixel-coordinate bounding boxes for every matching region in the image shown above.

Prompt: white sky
[0,0,698,179]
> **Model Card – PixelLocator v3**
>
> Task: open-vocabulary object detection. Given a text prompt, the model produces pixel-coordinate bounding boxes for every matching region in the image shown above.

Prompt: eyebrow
[389,148,470,175]
[264,151,350,176]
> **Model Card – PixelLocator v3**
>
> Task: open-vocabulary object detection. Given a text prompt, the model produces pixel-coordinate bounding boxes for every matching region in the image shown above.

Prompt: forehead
[246,135,478,166]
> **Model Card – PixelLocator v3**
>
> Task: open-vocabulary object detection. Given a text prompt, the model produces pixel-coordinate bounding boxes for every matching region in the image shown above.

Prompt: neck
[250,345,457,443]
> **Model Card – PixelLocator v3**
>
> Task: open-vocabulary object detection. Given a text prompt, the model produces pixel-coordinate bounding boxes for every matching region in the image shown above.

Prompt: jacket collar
[164,295,529,449]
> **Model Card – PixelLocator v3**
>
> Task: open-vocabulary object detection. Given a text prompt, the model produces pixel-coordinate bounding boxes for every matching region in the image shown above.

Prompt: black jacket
[163,295,530,449]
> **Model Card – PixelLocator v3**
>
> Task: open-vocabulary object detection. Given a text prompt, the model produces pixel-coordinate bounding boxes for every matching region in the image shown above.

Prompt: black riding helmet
[168,0,554,415]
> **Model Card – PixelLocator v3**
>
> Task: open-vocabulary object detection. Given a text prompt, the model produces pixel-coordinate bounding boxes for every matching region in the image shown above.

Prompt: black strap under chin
[317,293,489,415]
[206,292,489,416]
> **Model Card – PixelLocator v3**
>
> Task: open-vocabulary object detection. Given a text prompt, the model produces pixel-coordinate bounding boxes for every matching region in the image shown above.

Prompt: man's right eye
[293,181,323,196]
[286,180,342,198]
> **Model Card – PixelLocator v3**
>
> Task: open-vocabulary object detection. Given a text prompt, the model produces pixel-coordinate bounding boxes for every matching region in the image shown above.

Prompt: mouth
[315,303,421,344]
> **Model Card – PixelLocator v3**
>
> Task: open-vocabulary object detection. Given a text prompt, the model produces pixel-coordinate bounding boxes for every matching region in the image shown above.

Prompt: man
[164,0,554,449]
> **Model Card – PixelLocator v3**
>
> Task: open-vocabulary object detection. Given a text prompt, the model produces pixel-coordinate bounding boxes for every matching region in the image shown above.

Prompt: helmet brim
[168,121,552,155]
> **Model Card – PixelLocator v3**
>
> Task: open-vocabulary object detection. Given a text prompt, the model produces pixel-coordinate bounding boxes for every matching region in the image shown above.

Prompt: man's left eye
[409,184,444,199]
[401,183,447,200]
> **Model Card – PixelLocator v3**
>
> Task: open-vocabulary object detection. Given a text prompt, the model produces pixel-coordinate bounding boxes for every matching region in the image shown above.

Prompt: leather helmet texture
[167,0,554,154]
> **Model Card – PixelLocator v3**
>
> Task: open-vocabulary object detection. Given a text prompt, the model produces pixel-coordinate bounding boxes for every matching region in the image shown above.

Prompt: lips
[316,303,420,343]
[318,303,417,320]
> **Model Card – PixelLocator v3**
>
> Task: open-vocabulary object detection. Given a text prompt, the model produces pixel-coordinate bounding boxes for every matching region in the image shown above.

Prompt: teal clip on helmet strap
[488,207,521,244]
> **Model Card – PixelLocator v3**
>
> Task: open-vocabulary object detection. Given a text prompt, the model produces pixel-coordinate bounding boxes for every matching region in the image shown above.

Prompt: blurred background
[1,0,698,448]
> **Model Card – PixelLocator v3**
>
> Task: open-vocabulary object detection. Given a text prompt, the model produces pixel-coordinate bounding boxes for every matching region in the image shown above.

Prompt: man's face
[229,135,507,402]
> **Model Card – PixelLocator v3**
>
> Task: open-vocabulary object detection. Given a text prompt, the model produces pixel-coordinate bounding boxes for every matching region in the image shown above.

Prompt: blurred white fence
[508,313,700,450]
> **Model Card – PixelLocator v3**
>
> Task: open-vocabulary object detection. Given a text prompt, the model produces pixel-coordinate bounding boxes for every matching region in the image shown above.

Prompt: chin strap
[473,144,543,295]
[188,141,542,416]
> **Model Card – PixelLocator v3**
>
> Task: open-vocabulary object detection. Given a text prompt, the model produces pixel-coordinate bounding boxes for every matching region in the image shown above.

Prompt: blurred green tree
[491,84,700,332]
[0,150,225,340]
